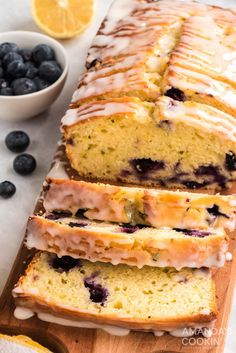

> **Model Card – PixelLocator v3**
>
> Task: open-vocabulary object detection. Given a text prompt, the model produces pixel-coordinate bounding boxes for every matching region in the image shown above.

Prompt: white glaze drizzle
[156,96,236,143]
[14,307,34,320]
[61,99,151,127]
[13,308,213,338]
[26,215,228,270]
[226,252,233,261]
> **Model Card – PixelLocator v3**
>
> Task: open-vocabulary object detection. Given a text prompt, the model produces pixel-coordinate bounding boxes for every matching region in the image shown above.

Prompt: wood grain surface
[0,218,236,353]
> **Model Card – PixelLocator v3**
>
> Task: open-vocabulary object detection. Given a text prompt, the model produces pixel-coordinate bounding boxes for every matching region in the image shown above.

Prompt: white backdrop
[0,1,235,352]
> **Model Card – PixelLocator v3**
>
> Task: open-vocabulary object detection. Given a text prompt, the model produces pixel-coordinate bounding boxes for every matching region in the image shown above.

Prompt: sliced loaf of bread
[44,178,236,231]
[62,96,236,190]
[13,252,217,337]
[26,214,228,270]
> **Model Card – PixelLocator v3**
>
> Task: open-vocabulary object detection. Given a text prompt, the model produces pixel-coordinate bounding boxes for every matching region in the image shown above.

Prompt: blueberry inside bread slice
[26,214,229,270]
[62,96,236,190]
[13,252,217,336]
[44,178,236,231]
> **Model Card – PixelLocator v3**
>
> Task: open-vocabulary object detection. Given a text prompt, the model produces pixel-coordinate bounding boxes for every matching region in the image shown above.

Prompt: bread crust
[26,215,229,270]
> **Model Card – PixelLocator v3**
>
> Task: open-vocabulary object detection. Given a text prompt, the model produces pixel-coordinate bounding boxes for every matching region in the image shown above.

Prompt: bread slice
[44,178,236,231]
[26,214,228,269]
[163,11,236,117]
[13,252,217,335]
[62,96,236,190]
[0,333,52,353]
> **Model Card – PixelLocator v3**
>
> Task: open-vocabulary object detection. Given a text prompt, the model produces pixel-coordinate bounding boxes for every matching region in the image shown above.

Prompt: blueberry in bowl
[0,31,68,121]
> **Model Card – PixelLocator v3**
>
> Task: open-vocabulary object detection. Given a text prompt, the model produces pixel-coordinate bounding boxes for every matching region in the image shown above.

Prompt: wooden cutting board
[0,207,236,353]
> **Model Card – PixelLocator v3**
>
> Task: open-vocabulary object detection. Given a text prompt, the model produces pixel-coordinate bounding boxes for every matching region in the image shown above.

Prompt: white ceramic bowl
[0,31,69,121]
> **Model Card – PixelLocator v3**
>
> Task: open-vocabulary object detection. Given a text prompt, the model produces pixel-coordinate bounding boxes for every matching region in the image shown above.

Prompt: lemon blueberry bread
[43,178,236,231]
[0,333,52,353]
[13,252,217,337]
[63,0,236,190]
[26,214,229,269]
[62,96,236,190]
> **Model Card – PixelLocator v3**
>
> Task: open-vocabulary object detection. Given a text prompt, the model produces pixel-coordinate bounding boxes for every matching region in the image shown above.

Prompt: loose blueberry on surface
[49,255,82,273]
[0,42,18,58]
[130,158,165,179]
[7,60,27,78]
[5,131,30,153]
[12,78,37,95]
[207,204,229,219]
[34,76,50,91]
[225,151,236,171]
[84,277,109,304]
[3,52,23,67]
[13,153,36,175]
[38,60,62,83]
[0,86,13,95]
[45,211,72,220]
[0,181,16,199]
[165,87,186,102]
[32,44,55,64]
[173,228,210,237]
[25,62,38,79]
[19,48,32,61]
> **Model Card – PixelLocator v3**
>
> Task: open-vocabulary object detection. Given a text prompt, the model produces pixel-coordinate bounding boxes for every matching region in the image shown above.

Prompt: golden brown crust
[14,294,217,331]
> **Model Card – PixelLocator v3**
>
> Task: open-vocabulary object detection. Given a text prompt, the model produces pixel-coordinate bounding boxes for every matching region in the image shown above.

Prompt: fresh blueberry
[12,78,37,95]
[0,42,18,58]
[34,76,50,90]
[7,60,27,78]
[84,277,109,304]
[38,60,62,83]
[3,52,23,67]
[225,151,236,171]
[32,44,55,64]
[49,255,82,273]
[0,87,13,95]
[165,87,186,102]
[19,48,32,61]
[13,153,36,175]
[25,62,38,79]
[0,181,16,199]
[5,131,30,153]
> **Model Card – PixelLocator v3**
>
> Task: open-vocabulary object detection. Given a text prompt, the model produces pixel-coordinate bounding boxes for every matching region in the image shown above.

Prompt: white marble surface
[0,1,236,352]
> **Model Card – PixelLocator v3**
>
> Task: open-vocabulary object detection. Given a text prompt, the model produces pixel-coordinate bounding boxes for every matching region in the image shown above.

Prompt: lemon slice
[32,0,95,39]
